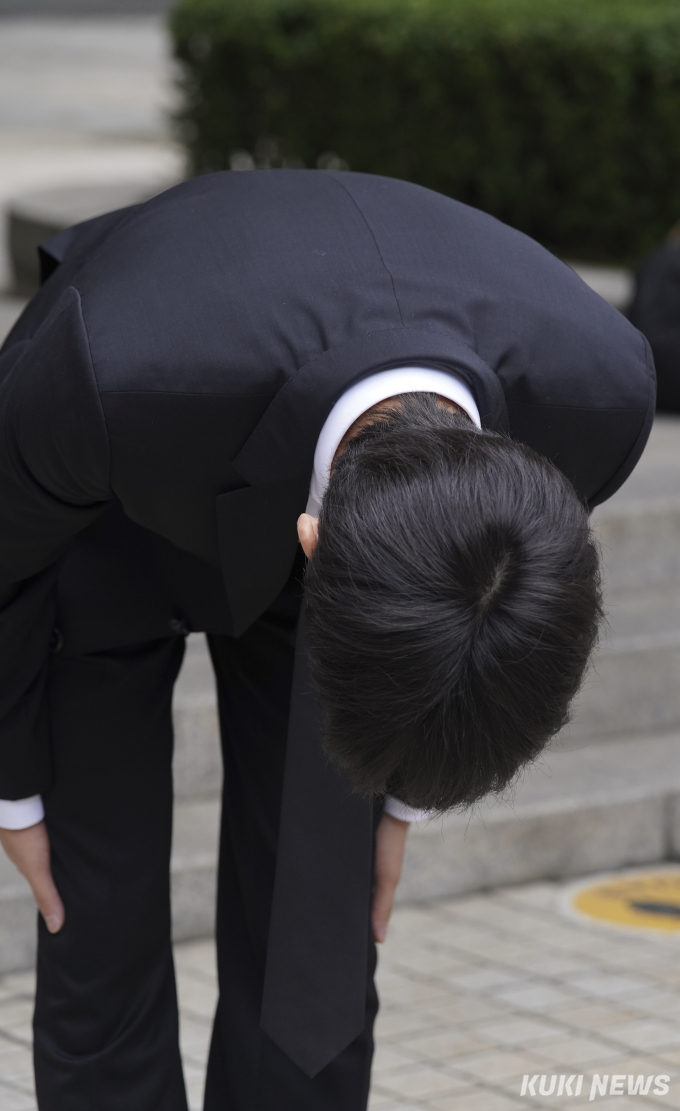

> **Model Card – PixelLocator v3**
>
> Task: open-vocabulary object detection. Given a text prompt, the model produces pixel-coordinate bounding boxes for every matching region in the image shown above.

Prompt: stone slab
[0,136,182,291]
[591,418,680,594]
[0,12,181,287]
[170,580,680,787]
[398,729,680,902]
[4,729,680,973]
[0,16,175,136]
[563,620,680,744]
[9,179,175,294]
[399,796,667,904]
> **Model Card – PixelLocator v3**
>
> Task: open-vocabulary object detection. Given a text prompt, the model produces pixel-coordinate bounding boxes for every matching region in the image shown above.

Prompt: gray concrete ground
[4,875,680,1111]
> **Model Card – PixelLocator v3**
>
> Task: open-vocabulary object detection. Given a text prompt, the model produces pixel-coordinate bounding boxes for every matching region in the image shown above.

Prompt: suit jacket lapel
[215,478,310,638]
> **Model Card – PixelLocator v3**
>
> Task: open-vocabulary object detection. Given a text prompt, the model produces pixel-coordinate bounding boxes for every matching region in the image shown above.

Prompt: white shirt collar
[306,366,481,515]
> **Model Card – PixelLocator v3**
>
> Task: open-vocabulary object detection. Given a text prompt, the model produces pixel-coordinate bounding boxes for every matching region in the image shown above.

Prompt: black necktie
[260,625,374,1078]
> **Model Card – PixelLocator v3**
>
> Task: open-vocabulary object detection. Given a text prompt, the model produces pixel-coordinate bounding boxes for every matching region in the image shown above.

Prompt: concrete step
[4,726,680,974]
[591,416,680,594]
[400,728,680,902]
[8,180,176,295]
[562,588,680,743]
[169,600,680,780]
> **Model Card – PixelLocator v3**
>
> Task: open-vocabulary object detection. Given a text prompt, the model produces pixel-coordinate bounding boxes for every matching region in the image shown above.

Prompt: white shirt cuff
[0,795,45,830]
[383,796,430,824]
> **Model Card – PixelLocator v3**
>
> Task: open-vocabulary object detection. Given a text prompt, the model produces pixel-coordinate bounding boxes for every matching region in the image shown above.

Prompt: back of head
[303,392,602,813]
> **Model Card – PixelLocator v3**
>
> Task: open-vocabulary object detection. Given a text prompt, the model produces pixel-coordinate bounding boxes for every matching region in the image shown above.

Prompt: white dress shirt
[0,365,480,831]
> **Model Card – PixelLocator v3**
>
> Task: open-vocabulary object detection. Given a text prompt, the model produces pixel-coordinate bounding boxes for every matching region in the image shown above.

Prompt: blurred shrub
[171,0,680,263]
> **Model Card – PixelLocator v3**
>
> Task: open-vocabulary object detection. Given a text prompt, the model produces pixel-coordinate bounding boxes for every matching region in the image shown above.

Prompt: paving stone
[369,1102,431,1111]
[491,981,580,1012]
[175,973,218,1023]
[367,1094,399,1110]
[0,1001,33,1030]
[564,973,655,1001]
[532,1035,628,1067]
[602,1018,680,1052]
[570,1101,652,1111]
[451,1048,554,1082]
[184,1062,206,1111]
[375,1065,467,1100]
[0,1085,37,1110]
[471,1016,567,1046]
[178,1016,212,1068]
[374,976,451,1008]
[432,1091,523,1111]
[391,949,469,978]
[406,1028,491,1060]
[371,1042,421,1074]
[0,1044,34,1088]
[553,1002,646,1031]
[422,997,510,1026]
[445,967,519,993]
[1,878,680,1105]
[375,1007,441,1041]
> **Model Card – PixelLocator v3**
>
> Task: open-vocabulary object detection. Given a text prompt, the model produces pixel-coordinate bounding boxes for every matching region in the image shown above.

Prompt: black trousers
[33,594,378,1108]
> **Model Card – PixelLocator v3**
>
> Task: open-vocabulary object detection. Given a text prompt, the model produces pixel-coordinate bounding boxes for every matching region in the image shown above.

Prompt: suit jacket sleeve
[0,286,110,797]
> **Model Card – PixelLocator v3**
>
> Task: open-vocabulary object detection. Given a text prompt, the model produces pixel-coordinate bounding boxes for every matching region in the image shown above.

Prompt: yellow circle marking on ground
[572,870,680,932]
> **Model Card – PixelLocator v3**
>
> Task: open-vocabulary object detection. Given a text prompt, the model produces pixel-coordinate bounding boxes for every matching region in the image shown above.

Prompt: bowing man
[0,170,654,1110]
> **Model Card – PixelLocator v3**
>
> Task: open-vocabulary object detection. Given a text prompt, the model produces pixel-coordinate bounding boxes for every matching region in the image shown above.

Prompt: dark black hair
[303,392,602,813]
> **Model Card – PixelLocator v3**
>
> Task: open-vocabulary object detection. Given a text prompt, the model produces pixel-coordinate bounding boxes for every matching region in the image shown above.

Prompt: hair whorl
[303,392,602,813]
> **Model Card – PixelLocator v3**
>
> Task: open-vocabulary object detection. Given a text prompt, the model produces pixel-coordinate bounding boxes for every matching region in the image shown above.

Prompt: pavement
[4,875,680,1111]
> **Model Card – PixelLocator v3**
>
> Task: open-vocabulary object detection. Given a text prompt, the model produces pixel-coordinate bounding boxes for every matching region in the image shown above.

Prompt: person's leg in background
[203,560,379,1111]
[33,636,188,1111]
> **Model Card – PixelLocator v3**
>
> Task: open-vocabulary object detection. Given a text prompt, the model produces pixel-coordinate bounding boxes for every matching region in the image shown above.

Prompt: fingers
[372,813,409,944]
[0,822,65,933]
[30,859,66,934]
[372,869,398,944]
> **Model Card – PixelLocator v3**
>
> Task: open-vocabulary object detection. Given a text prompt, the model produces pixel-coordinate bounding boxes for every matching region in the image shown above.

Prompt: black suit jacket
[0,169,654,799]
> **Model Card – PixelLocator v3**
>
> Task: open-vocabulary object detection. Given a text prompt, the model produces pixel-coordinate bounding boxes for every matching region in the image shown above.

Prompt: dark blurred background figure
[630,225,680,413]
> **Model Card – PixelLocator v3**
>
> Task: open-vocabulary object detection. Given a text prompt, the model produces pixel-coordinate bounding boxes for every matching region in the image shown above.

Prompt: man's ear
[297,514,319,559]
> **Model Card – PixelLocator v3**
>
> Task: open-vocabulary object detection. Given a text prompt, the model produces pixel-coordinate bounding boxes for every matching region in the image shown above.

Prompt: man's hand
[0,821,64,933]
[372,812,409,943]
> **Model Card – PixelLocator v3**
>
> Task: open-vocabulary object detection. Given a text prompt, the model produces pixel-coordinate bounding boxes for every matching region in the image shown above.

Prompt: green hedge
[170,0,680,263]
